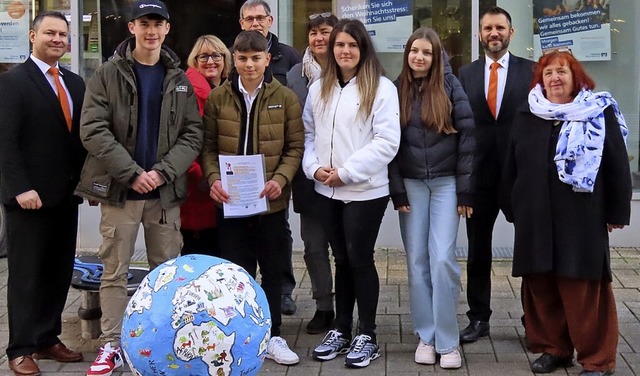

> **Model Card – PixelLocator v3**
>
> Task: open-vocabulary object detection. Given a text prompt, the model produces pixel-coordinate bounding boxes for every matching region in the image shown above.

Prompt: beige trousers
[98,199,182,345]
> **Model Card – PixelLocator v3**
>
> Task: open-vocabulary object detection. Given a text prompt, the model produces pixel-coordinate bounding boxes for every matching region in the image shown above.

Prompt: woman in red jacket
[181,35,230,255]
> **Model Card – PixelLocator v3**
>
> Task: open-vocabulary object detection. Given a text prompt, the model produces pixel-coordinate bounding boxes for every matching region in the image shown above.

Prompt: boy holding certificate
[201,30,304,365]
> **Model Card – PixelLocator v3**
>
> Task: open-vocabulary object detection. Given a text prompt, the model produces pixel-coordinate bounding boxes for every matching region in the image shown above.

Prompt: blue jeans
[399,176,461,353]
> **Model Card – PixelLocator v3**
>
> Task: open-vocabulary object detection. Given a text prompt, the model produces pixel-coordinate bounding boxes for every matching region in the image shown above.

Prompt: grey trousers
[300,212,334,311]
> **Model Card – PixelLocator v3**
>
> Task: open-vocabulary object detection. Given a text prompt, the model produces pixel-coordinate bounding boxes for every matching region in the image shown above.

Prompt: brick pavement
[0,247,638,375]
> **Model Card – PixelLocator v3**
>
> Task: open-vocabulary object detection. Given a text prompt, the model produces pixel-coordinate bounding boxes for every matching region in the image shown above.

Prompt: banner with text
[532,0,611,61]
[337,0,412,53]
[0,0,29,63]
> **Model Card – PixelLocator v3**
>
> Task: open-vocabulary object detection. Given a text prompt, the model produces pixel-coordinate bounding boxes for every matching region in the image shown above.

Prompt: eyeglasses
[309,12,332,20]
[542,47,572,55]
[197,53,223,63]
[241,15,270,24]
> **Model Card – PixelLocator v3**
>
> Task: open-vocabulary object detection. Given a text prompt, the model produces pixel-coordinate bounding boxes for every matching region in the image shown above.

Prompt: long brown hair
[398,27,454,134]
[320,19,383,120]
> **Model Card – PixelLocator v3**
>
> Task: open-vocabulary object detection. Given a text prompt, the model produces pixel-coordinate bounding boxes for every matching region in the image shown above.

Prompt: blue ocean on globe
[121,254,271,376]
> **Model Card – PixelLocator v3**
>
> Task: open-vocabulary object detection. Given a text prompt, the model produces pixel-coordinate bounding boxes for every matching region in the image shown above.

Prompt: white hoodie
[302,76,400,202]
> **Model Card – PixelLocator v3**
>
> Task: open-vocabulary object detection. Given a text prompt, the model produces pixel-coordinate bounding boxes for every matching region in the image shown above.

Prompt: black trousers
[281,211,296,296]
[217,209,290,336]
[180,228,220,257]
[5,201,78,359]
[318,195,388,338]
[464,191,501,322]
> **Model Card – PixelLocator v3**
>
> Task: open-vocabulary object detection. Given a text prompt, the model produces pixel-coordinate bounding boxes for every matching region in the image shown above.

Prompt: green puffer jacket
[201,70,303,214]
[75,38,203,209]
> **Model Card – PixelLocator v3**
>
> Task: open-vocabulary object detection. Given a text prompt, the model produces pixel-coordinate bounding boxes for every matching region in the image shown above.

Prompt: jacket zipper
[329,87,344,198]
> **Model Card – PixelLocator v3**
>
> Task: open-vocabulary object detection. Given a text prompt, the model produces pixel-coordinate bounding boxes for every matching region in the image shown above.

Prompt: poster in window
[532,0,612,61]
[336,0,412,53]
[0,0,29,63]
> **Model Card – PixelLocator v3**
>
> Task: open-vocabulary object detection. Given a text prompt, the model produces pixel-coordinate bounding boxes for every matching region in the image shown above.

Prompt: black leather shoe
[579,370,614,376]
[281,294,297,315]
[306,310,335,334]
[530,353,575,373]
[459,320,490,343]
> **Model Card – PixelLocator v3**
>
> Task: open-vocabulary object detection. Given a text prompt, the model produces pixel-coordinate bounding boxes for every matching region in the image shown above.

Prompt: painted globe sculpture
[121,254,271,376]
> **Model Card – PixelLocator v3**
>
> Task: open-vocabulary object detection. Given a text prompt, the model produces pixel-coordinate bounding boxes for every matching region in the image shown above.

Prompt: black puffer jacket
[389,60,475,207]
[269,33,301,86]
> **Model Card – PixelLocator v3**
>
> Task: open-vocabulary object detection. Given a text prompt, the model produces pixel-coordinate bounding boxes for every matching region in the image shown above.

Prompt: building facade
[1,0,638,248]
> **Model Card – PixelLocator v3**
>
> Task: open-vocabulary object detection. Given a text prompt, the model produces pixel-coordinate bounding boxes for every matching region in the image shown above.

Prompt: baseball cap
[130,0,170,21]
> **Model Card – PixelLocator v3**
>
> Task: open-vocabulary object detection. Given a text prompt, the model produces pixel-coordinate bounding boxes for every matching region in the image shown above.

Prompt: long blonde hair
[398,27,454,134]
[320,19,383,120]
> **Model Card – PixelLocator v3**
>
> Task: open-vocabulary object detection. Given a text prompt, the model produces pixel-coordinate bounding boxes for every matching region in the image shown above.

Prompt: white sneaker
[415,340,436,364]
[440,348,462,369]
[86,343,124,376]
[266,336,299,365]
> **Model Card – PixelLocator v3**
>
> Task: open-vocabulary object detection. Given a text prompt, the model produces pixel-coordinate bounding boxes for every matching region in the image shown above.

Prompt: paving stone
[0,248,638,375]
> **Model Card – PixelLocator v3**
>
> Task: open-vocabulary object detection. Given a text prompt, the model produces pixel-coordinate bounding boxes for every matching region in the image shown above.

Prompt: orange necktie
[49,67,72,131]
[487,61,500,119]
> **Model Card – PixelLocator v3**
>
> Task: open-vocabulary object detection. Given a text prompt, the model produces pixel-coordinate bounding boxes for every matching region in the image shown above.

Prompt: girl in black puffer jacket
[388,27,475,370]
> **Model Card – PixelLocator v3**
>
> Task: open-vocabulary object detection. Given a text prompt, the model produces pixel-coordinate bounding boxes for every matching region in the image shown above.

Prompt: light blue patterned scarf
[528,84,628,192]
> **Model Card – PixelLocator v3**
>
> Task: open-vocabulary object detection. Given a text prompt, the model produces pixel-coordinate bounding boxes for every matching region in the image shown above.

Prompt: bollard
[78,290,102,339]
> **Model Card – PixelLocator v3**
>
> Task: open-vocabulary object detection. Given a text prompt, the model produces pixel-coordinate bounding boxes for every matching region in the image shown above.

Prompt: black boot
[530,353,575,373]
[281,294,297,315]
[306,310,335,334]
[459,320,490,343]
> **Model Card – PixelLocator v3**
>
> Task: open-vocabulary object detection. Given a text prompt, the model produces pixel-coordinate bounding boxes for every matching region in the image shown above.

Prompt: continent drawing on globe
[125,277,152,315]
[170,262,265,328]
[174,322,235,375]
[122,255,272,376]
[154,263,178,290]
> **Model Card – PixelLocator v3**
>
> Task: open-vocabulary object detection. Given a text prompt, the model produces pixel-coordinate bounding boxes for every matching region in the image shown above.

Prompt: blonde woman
[186,35,231,111]
[180,35,230,255]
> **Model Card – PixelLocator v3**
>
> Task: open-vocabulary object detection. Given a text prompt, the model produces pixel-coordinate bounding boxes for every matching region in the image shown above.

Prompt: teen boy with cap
[76,1,202,375]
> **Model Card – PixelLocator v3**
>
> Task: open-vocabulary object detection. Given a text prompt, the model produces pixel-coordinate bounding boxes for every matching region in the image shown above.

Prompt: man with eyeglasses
[239,0,301,86]
[239,0,302,317]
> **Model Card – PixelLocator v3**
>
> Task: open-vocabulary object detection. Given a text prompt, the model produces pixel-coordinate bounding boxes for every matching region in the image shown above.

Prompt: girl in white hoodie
[303,18,400,369]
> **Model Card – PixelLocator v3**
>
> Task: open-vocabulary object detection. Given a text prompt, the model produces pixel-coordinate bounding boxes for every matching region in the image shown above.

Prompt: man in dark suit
[0,11,86,376]
[458,6,535,343]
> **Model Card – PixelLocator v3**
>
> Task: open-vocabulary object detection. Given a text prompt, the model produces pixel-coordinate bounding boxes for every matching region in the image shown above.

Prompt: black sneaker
[344,334,380,368]
[312,330,351,361]
[306,310,335,334]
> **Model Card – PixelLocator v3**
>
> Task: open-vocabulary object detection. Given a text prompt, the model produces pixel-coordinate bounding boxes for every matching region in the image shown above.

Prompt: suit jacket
[0,58,86,207]
[458,54,534,193]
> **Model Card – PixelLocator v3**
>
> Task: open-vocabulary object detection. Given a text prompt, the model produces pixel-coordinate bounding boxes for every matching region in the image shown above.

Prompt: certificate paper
[219,154,269,218]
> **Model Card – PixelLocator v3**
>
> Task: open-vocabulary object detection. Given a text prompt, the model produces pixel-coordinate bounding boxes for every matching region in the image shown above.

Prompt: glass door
[78,0,101,79]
